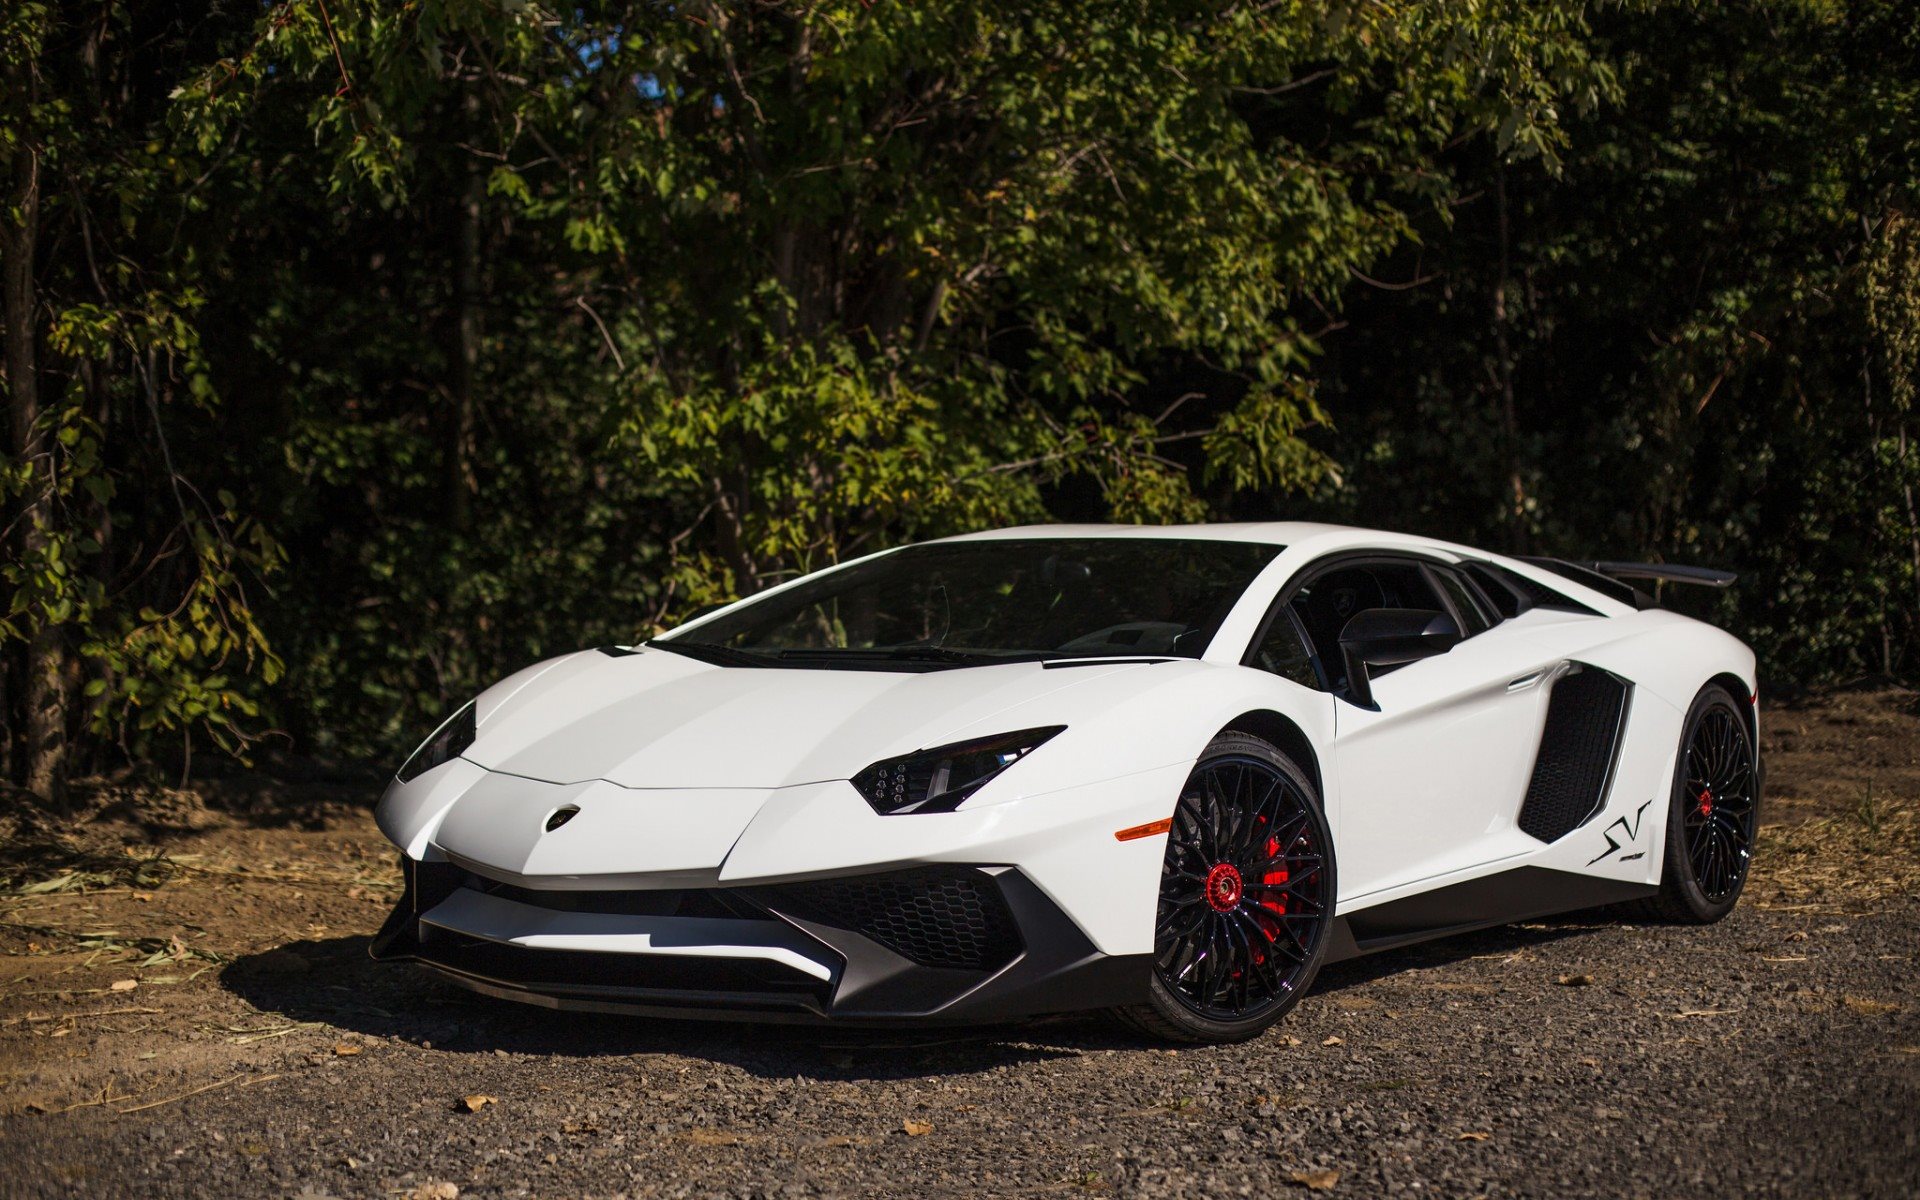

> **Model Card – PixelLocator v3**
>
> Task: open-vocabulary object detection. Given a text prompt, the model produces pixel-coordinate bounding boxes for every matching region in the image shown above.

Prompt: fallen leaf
[133,893,153,903]
[109,980,137,993]
[332,1043,361,1057]
[1321,1036,1344,1046]
[1554,974,1594,987]
[1281,1035,1304,1047]
[902,1119,933,1137]
[409,1184,460,1200]
[455,1094,497,1113]
[1290,1168,1340,1190]
[1843,996,1901,1016]
[1457,1131,1492,1142]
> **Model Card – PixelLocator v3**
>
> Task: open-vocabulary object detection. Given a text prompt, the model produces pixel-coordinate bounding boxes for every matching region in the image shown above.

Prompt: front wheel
[1115,731,1336,1043]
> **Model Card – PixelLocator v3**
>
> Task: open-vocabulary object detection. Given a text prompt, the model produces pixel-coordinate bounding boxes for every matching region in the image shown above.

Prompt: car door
[1284,553,1565,904]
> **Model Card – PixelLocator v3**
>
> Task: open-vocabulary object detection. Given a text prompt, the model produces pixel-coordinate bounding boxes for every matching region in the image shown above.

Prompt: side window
[1462,560,1602,618]
[1249,608,1321,689]
[1286,559,1449,691]
[1431,567,1493,637]
[1463,563,1524,618]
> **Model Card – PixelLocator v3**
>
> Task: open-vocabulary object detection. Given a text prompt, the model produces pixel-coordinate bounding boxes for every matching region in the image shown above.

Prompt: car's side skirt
[1323,865,1657,962]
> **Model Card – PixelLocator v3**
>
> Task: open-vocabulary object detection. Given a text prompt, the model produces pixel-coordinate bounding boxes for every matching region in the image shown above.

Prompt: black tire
[1619,683,1759,924]
[1114,731,1336,1044]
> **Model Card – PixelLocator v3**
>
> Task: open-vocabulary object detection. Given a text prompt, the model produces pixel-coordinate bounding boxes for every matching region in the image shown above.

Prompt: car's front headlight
[852,726,1064,815]
[397,701,477,782]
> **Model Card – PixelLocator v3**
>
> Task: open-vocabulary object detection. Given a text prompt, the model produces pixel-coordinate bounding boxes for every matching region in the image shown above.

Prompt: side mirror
[1337,607,1461,709]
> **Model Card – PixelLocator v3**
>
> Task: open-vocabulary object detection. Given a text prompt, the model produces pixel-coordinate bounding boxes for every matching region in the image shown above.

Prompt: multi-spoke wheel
[1116,731,1335,1043]
[1625,684,1760,923]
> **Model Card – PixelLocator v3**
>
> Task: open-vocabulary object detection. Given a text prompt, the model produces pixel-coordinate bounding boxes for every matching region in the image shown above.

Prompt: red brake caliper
[1252,834,1289,946]
[1697,787,1713,818]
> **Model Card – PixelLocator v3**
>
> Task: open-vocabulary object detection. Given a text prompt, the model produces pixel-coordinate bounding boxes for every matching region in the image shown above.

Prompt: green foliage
[155,0,1617,754]
[1300,0,1920,687]
[5,0,1915,788]
[3,2,284,773]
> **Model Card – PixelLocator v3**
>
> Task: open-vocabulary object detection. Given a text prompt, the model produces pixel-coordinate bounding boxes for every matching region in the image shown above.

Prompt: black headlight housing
[397,701,477,783]
[852,726,1065,815]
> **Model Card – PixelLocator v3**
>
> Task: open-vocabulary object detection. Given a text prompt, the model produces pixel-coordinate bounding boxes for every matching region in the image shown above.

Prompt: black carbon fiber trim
[1517,665,1631,843]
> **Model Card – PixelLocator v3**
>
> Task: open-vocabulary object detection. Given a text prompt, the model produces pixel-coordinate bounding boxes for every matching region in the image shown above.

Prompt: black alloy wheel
[1682,699,1758,902]
[1117,731,1334,1043]
[1623,683,1760,924]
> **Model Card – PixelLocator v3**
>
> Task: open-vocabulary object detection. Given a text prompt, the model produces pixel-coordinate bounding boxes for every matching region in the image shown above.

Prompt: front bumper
[370,857,1149,1024]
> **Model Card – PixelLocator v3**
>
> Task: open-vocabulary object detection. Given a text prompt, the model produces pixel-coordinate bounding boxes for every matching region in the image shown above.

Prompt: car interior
[1251,558,1523,700]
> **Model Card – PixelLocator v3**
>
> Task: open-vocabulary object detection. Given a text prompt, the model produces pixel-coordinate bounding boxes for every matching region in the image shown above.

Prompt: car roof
[933,520,1455,555]
[934,521,1343,546]
[928,522,1637,615]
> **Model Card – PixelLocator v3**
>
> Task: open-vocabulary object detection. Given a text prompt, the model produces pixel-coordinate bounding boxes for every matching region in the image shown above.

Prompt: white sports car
[372,523,1759,1042]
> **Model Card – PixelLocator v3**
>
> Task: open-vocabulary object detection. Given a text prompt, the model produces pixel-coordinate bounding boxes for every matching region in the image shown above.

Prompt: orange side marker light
[1115,818,1173,842]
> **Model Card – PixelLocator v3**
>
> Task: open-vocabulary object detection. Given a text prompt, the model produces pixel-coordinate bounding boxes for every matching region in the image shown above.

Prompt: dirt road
[3,688,1916,1198]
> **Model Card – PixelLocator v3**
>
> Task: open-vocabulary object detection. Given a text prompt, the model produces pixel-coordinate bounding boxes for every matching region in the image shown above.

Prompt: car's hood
[464,647,1151,788]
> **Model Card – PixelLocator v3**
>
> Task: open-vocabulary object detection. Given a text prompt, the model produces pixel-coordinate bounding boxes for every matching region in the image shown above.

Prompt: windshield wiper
[647,639,775,668]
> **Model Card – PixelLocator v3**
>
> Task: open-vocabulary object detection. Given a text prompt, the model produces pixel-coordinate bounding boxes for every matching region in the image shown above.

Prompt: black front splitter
[371,857,1151,1025]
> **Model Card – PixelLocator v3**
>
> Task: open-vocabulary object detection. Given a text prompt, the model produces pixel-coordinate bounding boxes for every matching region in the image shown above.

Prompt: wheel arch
[1217,709,1322,798]
[1704,670,1759,747]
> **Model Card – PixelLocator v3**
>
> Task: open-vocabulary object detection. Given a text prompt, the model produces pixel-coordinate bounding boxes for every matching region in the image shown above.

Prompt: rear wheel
[1115,732,1335,1043]
[1623,684,1759,923]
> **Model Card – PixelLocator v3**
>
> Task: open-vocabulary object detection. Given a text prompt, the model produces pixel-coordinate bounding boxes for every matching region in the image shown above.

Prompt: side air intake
[1517,665,1631,843]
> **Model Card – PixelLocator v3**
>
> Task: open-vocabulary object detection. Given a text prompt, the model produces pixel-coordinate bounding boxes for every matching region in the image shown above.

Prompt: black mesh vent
[1518,666,1631,843]
[765,868,1021,971]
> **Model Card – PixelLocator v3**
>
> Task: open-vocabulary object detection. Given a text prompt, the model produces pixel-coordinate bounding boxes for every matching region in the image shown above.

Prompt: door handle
[1507,670,1548,692]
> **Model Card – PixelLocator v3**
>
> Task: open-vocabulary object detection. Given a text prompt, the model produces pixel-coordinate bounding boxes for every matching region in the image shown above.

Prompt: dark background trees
[4,0,1916,802]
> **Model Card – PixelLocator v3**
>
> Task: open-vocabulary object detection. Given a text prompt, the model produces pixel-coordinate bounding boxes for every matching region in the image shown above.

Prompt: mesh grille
[1518,666,1630,843]
[768,868,1021,971]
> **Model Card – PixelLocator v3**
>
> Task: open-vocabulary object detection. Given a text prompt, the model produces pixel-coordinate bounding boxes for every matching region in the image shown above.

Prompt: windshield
[658,537,1281,667]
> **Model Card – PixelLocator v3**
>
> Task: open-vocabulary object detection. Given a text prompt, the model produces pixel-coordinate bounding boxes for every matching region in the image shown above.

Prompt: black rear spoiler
[1519,557,1736,610]
[1588,561,1736,588]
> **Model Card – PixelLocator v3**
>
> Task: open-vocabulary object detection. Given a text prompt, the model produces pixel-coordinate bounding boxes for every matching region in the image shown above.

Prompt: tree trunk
[1491,163,1527,554]
[446,101,482,533]
[4,128,68,803]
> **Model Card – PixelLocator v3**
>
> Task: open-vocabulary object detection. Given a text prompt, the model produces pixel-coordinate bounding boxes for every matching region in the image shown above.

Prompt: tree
[1,3,281,803]
[1303,0,1920,686]
[157,0,1612,753]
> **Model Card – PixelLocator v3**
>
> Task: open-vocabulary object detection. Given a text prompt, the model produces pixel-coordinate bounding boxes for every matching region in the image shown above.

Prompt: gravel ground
[2,688,1917,1198]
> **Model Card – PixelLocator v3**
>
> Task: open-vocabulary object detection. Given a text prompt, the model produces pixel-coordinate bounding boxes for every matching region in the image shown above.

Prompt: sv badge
[1587,799,1653,866]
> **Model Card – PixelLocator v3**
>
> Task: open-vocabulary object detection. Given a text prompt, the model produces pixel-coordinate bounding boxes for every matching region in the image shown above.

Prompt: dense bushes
[3,1,1915,799]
